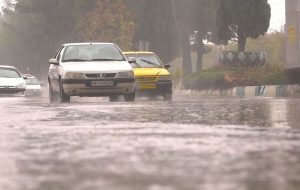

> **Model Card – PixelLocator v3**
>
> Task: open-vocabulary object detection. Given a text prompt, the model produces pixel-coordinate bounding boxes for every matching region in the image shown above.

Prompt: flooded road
[1,92,300,190]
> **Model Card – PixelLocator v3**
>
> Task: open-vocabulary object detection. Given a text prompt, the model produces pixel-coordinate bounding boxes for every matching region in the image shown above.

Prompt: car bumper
[137,81,172,96]
[0,87,26,94]
[61,78,135,96]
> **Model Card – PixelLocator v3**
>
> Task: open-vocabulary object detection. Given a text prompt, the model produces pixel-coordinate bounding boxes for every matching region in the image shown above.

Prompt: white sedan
[48,43,136,103]
[0,65,26,95]
[24,75,43,97]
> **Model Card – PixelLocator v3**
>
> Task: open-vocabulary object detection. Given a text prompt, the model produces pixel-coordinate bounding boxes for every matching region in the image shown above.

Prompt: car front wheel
[163,93,172,101]
[109,95,119,102]
[49,82,57,103]
[58,80,70,103]
[124,91,135,102]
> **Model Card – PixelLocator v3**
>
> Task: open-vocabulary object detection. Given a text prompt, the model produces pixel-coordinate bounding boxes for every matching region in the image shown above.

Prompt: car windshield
[125,54,163,68]
[0,68,21,78]
[62,44,126,62]
[25,78,40,85]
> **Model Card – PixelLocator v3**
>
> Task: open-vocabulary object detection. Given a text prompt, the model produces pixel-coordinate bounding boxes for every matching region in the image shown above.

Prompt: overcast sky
[269,0,285,31]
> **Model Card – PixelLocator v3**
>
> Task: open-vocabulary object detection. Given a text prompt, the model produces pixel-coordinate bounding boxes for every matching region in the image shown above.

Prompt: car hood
[0,78,25,86]
[133,68,170,77]
[60,61,132,73]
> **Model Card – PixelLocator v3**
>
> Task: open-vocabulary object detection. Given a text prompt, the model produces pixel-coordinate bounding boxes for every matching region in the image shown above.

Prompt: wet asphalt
[0,91,300,190]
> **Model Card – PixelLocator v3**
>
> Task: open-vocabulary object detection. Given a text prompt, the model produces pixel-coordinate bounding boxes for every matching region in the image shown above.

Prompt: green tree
[0,0,95,78]
[215,0,271,52]
[79,0,135,50]
[138,0,178,63]
[174,0,215,74]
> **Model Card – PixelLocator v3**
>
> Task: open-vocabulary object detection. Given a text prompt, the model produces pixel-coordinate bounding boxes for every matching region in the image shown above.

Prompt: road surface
[0,92,300,190]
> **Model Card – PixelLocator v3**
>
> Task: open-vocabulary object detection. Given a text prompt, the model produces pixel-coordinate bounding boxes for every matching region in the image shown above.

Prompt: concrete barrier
[245,86,256,97]
[233,87,245,97]
[287,85,300,97]
[262,85,277,97]
[190,85,300,98]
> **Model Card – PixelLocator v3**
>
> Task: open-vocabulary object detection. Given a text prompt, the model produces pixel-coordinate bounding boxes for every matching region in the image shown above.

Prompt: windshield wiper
[63,59,89,62]
[90,58,125,61]
[140,59,161,68]
[130,62,142,68]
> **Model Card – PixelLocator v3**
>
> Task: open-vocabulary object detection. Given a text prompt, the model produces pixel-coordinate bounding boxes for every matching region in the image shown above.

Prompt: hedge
[183,64,285,90]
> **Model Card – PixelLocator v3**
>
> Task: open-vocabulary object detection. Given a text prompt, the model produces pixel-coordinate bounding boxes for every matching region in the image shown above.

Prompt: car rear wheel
[49,82,57,103]
[58,81,70,103]
[163,93,172,101]
[109,95,119,102]
[124,91,136,102]
[149,95,158,101]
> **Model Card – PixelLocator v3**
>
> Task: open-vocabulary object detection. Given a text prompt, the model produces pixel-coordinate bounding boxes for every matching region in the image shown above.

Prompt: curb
[185,85,300,98]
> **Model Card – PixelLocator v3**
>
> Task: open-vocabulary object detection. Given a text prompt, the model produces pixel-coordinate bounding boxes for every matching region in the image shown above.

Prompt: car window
[53,46,64,59]
[0,68,21,78]
[62,44,125,62]
[56,46,65,61]
[125,54,163,68]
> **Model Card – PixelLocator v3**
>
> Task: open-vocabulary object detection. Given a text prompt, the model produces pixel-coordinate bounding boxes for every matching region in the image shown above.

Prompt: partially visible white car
[48,43,136,103]
[24,75,42,97]
[0,65,26,95]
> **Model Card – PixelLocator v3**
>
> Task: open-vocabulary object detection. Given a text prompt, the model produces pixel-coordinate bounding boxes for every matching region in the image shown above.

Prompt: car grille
[136,76,158,83]
[0,86,15,88]
[85,73,117,78]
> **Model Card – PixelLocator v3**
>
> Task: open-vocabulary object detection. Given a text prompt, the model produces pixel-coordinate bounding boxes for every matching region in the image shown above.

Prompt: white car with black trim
[48,43,136,103]
[0,65,26,95]
[24,75,43,97]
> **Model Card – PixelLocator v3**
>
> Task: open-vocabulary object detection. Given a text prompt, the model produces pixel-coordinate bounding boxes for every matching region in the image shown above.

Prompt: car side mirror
[164,64,171,69]
[49,58,59,65]
[128,57,137,64]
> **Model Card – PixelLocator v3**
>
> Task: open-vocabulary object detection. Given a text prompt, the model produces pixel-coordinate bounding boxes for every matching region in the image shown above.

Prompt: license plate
[90,81,114,87]
[138,83,156,89]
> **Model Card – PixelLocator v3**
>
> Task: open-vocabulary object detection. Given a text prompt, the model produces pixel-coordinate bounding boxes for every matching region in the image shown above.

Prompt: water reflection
[1,96,300,190]
[287,99,300,129]
[44,98,273,127]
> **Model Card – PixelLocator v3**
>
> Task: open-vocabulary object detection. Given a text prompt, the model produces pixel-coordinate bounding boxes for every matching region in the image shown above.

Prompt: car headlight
[158,75,172,81]
[65,72,85,79]
[117,71,134,78]
[17,82,26,88]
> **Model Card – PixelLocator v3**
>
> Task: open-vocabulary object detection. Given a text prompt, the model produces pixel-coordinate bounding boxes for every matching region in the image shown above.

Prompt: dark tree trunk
[182,34,192,76]
[238,28,246,52]
[196,40,204,72]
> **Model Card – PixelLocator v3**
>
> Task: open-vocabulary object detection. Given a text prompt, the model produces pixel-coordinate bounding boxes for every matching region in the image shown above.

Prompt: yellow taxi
[123,52,172,100]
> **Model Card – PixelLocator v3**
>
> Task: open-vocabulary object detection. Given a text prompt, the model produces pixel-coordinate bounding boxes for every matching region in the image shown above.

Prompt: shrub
[183,64,285,90]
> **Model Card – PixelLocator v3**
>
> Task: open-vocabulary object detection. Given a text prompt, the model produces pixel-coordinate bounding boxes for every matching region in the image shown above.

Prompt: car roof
[123,51,155,55]
[63,42,116,46]
[0,65,18,69]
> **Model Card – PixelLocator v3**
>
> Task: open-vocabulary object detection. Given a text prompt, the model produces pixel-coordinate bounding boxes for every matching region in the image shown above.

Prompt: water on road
[0,92,300,190]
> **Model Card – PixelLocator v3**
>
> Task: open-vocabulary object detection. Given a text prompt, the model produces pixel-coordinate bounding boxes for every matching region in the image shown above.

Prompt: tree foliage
[0,0,216,79]
[174,0,215,74]
[79,0,135,50]
[215,0,271,52]
[0,0,178,77]
[0,0,95,78]
[138,0,178,63]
